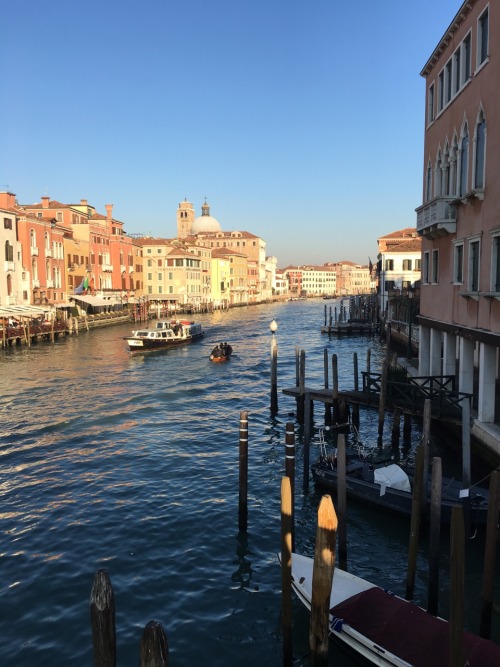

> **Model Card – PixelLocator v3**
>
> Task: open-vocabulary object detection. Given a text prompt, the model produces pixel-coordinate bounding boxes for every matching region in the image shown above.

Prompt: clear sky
[2,0,462,267]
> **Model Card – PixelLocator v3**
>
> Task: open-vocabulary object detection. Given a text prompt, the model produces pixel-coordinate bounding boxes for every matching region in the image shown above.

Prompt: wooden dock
[320,322,377,335]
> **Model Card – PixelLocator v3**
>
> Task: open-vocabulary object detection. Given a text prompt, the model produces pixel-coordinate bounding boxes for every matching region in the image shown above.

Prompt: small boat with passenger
[210,342,233,362]
[123,319,204,351]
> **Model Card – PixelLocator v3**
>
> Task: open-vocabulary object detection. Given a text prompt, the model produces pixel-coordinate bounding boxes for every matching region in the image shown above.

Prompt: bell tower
[177,198,195,238]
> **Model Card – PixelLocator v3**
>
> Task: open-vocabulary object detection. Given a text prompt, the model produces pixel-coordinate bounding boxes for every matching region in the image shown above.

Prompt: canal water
[0,300,497,666]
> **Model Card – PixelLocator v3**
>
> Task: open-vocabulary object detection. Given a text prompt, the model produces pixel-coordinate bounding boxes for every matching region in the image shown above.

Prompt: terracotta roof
[378,227,417,240]
[212,247,247,259]
[22,200,67,209]
[386,239,422,252]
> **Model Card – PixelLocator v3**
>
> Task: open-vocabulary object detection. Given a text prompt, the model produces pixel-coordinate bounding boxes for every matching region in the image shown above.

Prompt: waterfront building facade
[416,0,500,440]
[331,261,372,297]
[376,229,422,314]
[0,204,24,307]
[212,247,248,305]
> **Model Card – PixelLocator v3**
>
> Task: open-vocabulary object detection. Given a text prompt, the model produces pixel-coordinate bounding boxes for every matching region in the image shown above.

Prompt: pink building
[416,1,500,442]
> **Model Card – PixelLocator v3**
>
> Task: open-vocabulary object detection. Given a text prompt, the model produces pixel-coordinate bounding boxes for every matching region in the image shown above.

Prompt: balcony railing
[120,265,126,274]
[46,280,54,288]
[30,246,39,256]
[102,264,113,272]
[32,279,40,288]
[45,249,52,258]
[415,196,457,239]
[4,261,15,272]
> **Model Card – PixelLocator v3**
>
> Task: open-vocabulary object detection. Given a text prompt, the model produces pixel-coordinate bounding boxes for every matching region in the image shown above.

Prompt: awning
[0,305,51,317]
[70,295,111,307]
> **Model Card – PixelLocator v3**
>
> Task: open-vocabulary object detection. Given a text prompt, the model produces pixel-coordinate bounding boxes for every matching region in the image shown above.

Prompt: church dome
[191,200,221,234]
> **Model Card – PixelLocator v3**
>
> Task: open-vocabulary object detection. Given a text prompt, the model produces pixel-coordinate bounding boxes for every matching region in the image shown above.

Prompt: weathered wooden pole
[323,349,331,424]
[281,476,293,667]
[378,358,388,441]
[427,457,442,616]
[324,304,327,327]
[450,505,465,667]
[51,313,55,343]
[297,350,306,424]
[238,410,249,532]
[90,569,116,667]
[310,495,337,667]
[139,620,169,667]
[351,352,359,425]
[405,443,424,601]
[337,434,347,571]
[303,394,311,492]
[353,352,359,391]
[461,398,472,536]
[331,354,339,425]
[270,335,278,415]
[391,408,401,448]
[422,399,431,507]
[480,471,500,639]
[366,348,371,377]
[285,423,295,552]
[403,411,412,442]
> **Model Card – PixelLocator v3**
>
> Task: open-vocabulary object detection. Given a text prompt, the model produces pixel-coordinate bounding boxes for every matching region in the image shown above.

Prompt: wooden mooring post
[337,434,347,571]
[297,350,305,424]
[238,410,249,532]
[378,358,388,442]
[303,394,311,492]
[352,353,359,427]
[323,349,331,424]
[310,495,337,667]
[281,476,293,667]
[90,569,116,667]
[427,457,442,616]
[139,620,169,667]
[285,422,295,552]
[480,470,500,639]
[331,354,339,425]
[406,443,424,601]
[450,506,465,667]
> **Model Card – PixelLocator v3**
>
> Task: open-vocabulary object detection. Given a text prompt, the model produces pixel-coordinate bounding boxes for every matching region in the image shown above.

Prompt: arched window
[474,112,486,189]
[7,273,12,296]
[459,122,469,196]
[30,229,36,247]
[434,149,442,197]
[425,161,433,201]
[442,143,450,195]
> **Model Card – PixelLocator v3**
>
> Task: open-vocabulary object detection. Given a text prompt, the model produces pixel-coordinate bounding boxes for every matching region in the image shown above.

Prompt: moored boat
[123,319,204,351]
[287,552,500,667]
[210,342,233,362]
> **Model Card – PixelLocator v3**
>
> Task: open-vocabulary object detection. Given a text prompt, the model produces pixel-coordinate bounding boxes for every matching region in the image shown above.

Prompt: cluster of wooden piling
[90,569,169,667]
[321,303,378,335]
[278,419,500,665]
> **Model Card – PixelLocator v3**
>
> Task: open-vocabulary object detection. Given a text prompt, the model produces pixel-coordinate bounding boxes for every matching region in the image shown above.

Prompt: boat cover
[331,586,500,667]
[374,464,411,496]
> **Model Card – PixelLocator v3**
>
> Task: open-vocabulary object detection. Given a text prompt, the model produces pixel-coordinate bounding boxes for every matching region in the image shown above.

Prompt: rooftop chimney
[41,196,50,208]
[105,204,113,221]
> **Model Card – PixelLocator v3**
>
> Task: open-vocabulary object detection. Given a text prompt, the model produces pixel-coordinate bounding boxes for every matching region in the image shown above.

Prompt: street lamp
[270,319,278,336]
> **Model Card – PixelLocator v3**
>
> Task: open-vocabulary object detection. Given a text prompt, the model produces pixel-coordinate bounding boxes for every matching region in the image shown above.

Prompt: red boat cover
[330,586,500,667]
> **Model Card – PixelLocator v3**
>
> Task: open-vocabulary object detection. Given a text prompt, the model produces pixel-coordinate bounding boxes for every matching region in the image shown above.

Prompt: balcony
[102,264,113,272]
[129,266,134,274]
[30,246,39,256]
[32,279,40,288]
[46,280,54,288]
[120,265,126,274]
[4,261,15,272]
[45,249,52,258]
[415,196,457,239]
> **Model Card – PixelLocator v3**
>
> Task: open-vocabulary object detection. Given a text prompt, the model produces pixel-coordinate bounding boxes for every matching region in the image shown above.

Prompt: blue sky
[2,0,461,267]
